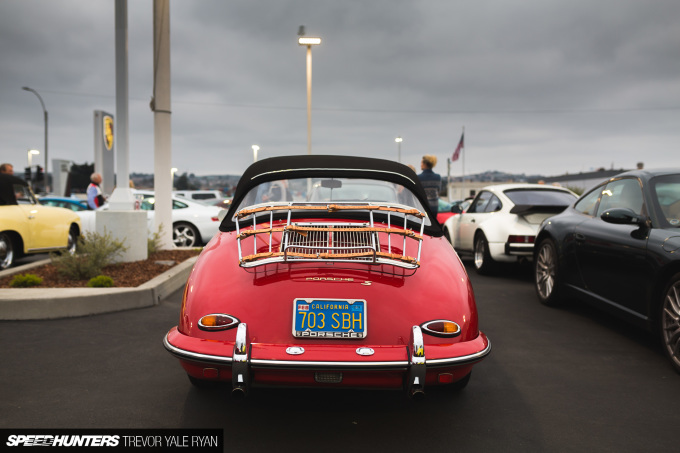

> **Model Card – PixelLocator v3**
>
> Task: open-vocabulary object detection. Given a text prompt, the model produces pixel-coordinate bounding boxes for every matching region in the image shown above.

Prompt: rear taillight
[508,235,535,244]
[420,320,461,338]
[198,314,240,331]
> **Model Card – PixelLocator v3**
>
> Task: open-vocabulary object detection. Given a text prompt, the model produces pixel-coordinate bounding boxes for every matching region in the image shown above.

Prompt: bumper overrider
[163,324,491,397]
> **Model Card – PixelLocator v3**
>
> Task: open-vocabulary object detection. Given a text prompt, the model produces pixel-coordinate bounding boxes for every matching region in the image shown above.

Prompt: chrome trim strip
[162,333,233,364]
[569,285,648,321]
[26,246,67,252]
[426,341,492,366]
[250,359,409,368]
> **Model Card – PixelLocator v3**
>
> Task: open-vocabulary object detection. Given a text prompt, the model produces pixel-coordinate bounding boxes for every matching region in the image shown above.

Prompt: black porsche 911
[533,168,680,373]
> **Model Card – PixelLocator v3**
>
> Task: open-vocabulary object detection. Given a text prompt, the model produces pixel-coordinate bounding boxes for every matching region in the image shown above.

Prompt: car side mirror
[450,204,463,214]
[600,208,646,226]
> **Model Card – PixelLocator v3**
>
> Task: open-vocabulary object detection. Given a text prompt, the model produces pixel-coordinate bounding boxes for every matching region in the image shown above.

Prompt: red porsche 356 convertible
[164,155,490,397]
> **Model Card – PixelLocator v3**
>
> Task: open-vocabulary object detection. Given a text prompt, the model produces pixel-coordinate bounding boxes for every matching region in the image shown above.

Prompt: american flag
[452,132,464,162]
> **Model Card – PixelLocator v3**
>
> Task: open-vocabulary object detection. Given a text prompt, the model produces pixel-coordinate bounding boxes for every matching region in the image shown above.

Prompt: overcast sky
[1,0,679,179]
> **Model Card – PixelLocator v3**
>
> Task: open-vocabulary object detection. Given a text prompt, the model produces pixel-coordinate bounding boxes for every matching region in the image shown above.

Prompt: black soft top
[220,155,442,236]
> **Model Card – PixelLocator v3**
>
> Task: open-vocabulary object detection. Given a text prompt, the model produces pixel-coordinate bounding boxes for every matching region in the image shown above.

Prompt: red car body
[164,155,490,397]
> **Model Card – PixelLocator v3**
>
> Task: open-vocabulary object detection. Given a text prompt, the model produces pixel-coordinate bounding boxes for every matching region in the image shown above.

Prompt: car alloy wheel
[0,232,14,270]
[473,234,495,275]
[173,222,200,247]
[535,238,561,306]
[67,228,78,255]
[661,273,680,374]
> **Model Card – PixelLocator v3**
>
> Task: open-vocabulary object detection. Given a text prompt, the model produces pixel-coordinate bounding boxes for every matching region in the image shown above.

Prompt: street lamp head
[28,149,40,155]
[298,37,321,46]
[395,137,403,143]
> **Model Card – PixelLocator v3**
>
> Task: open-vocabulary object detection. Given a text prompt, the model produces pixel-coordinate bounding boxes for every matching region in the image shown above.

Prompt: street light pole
[252,145,260,162]
[27,149,40,168]
[298,35,321,155]
[22,87,48,191]
[395,136,403,163]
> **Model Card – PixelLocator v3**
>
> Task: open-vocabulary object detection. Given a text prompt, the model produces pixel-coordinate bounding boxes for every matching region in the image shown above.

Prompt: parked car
[437,198,467,225]
[75,192,222,248]
[173,190,225,201]
[444,184,577,274]
[38,196,89,211]
[0,185,81,269]
[533,168,680,373]
[163,155,491,397]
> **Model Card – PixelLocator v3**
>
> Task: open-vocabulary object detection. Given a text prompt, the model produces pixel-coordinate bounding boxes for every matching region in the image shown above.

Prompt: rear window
[504,189,576,206]
[235,178,426,212]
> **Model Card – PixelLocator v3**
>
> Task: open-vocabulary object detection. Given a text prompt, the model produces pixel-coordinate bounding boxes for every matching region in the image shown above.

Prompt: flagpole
[446,158,451,201]
[461,126,465,200]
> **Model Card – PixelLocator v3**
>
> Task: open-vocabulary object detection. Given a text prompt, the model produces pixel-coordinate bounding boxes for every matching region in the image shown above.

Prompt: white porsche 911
[443,184,577,274]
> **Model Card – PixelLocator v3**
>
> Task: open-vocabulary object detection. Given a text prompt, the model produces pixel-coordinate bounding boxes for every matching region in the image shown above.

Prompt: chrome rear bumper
[163,324,491,397]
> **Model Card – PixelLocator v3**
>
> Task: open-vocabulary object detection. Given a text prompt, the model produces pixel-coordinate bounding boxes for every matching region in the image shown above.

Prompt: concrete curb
[0,256,198,321]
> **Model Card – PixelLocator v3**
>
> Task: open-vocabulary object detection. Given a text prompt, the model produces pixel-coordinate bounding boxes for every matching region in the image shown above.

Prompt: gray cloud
[1,0,679,181]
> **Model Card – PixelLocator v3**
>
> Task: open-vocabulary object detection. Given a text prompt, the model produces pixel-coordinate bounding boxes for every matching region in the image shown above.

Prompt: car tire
[173,222,201,247]
[474,233,495,275]
[660,272,680,374]
[0,232,15,270]
[67,226,78,255]
[534,238,562,306]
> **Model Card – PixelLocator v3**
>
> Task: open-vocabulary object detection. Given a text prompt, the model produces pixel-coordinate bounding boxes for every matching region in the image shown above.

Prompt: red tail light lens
[198,314,240,331]
[508,235,535,244]
[420,320,461,338]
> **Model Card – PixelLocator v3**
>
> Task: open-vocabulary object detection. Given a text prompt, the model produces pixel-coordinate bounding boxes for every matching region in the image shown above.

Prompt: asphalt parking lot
[1,261,679,452]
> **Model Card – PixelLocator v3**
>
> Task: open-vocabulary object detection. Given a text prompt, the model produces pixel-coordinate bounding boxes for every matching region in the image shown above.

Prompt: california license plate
[293,298,367,339]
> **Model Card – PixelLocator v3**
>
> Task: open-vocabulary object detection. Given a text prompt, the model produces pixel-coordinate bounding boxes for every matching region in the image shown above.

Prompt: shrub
[87,275,115,288]
[9,273,43,288]
[51,230,128,280]
[148,223,166,254]
[566,186,584,196]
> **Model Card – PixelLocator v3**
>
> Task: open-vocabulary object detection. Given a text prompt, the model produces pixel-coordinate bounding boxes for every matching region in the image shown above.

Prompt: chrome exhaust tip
[232,387,247,399]
[409,388,426,399]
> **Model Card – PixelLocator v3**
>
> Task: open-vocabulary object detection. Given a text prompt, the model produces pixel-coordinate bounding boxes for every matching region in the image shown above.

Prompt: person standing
[418,155,441,214]
[87,173,105,209]
[0,163,28,205]
[0,163,15,175]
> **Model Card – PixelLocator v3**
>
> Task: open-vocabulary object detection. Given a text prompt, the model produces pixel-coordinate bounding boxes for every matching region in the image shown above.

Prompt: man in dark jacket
[0,163,28,206]
[417,155,441,214]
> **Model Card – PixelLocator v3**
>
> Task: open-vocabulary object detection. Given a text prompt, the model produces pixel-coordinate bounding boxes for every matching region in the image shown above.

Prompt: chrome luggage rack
[234,202,425,269]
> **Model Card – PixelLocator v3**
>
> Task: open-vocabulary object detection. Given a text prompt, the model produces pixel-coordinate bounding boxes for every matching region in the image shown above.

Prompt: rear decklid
[509,204,571,224]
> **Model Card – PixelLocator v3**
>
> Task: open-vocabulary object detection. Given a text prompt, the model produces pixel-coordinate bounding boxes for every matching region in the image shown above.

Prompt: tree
[69,162,95,193]
[176,172,190,190]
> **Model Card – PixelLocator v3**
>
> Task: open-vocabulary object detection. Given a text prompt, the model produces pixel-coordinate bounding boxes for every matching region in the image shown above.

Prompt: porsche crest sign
[103,114,114,150]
